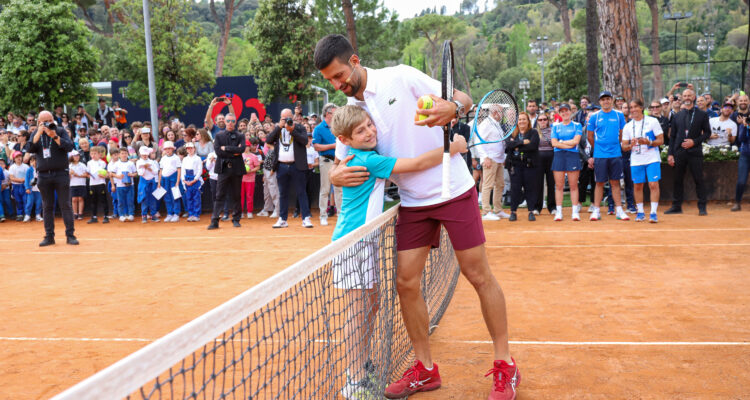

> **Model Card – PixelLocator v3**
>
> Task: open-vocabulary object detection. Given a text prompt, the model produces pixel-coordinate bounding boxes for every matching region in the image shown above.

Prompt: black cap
[558,103,571,111]
[599,91,613,99]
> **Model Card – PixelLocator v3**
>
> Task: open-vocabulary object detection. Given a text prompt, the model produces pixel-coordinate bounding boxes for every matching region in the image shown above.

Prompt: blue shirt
[587,109,626,158]
[551,121,582,153]
[312,120,336,157]
[331,148,397,241]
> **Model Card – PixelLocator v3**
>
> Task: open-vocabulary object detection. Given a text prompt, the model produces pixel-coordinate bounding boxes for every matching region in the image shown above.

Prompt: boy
[329,105,466,399]
[8,151,29,221]
[86,146,110,223]
[136,146,160,223]
[24,154,43,222]
[0,159,12,220]
[158,141,182,222]
[111,148,137,221]
[257,141,279,218]
[182,142,203,221]
[107,147,120,219]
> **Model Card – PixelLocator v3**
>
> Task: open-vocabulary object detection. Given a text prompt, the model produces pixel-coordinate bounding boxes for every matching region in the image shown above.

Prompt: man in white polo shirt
[315,34,519,400]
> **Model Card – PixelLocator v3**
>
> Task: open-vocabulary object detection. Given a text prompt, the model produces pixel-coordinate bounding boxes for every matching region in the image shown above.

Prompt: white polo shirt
[335,65,474,207]
[159,154,181,178]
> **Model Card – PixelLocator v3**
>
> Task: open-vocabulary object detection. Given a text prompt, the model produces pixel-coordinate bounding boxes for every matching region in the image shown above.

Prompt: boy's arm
[391,135,466,175]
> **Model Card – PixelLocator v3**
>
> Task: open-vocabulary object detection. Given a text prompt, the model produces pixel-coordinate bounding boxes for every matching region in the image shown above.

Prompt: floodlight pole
[143,0,159,142]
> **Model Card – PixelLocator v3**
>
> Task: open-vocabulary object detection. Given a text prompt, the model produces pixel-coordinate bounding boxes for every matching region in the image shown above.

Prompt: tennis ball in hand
[97,169,108,178]
[416,95,433,121]
[245,164,250,173]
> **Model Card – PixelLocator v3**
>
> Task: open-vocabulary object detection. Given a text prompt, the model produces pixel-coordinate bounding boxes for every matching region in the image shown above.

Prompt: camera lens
[285,118,293,125]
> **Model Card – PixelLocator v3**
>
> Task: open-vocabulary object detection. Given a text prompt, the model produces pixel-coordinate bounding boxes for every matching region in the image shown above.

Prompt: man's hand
[482,158,491,169]
[415,95,457,128]
[637,137,650,145]
[668,155,675,167]
[330,154,369,187]
[588,157,594,169]
[223,97,231,105]
[451,135,467,154]
[681,138,694,149]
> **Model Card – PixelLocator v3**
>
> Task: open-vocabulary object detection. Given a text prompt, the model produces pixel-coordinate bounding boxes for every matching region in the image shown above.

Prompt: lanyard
[280,128,293,151]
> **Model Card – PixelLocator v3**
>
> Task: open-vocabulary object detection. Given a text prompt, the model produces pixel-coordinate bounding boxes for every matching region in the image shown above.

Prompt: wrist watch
[452,100,465,118]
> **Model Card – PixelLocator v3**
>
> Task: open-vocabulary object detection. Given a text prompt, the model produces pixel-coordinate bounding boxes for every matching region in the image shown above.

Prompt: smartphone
[225,93,233,99]
[678,82,688,88]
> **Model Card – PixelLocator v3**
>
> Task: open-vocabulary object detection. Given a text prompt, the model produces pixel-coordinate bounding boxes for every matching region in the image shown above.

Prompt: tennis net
[52,205,460,400]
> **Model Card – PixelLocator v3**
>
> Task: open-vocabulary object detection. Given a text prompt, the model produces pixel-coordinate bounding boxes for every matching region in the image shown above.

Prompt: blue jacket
[737,123,750,157]
[24,166,35,191]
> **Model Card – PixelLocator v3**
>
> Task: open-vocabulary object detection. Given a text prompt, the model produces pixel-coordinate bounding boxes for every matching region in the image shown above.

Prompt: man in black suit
[207,113,245,229]
[266,108,313,228]
[665,89,712,215]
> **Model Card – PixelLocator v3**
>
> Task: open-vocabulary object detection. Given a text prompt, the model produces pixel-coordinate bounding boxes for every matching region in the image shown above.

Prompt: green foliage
[246,0,316,103]
[545,43,587,102]
[198,36,258,77]
[0,0,98,112]
[111,0,214,118]
[506,23,529,68]
[711,45,744,87]
[726,24,749,49]
[405,14,466,78]
[658,49,700,64]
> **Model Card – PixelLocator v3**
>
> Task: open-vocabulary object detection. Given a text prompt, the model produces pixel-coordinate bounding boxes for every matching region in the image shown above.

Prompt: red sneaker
[384,360,441,399]
[485,358,521,400]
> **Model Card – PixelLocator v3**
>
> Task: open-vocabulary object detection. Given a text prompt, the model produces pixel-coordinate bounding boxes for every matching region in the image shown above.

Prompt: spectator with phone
[205,96,235,139]
[113,101,128,129]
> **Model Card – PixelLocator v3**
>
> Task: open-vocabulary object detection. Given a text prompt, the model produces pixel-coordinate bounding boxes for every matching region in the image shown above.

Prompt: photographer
[26,111,77,246]
[207,113,245,229]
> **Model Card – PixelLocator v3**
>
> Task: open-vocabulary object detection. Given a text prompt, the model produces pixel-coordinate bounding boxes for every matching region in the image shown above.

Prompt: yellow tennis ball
[416,95,433,121]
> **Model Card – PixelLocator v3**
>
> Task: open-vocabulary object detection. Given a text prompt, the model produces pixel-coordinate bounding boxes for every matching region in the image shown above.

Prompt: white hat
[141,127,151,133]
[660,97,670,104]
[207,151,217,159]
[138,146,152,156]
[162,140,175,149]
[184,141,195,148]
[68,150,79,157]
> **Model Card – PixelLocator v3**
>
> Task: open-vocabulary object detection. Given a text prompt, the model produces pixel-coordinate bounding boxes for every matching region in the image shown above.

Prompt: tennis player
[315,34,520,400]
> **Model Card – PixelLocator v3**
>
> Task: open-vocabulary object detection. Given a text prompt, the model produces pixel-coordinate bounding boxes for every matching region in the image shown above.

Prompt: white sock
[594,206,600,213]
[556,205,563,214]
[424,364,434,371]
[636,203,644,213]
[651,202,658,214]
[616,206,624,214]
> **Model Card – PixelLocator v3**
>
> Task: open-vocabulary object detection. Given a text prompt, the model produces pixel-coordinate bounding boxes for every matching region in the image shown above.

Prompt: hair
[18,130,28,139]
[28,154,37,163]
[118,147,129,153]
[517,112,532,134]
[248,136,260,146]
[91,145,105,155]
[322,102,337,117]
[176,147,188,157]
[239,118,249,126]
[330,105,369,139]
[109,147,119,156]
[225,113,236,121]
[184,127,196,141]
[314,34,356,70]
[527,99,537,106]
[629,99,644,109]
[197,128,212,143]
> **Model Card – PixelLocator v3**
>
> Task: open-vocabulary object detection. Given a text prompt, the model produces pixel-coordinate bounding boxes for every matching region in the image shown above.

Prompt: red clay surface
[1,202,749,399]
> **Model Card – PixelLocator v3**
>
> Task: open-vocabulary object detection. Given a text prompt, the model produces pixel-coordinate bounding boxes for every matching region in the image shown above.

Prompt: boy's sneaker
[182,212,189,218]
[102,217,110,224]
[171,215,179,222]
[590,210,601,221]
[497,210,511,219]
[36,215,43,222]
[151,216,160,222]
[0,216,5,222]
[616,209,630,221]
[571,210,580,221]
[384,360,441,399]
[127,215,134,221]
[553,211,563,221]
[270,211,279,219]
[23,215,31,222]
[482,212,500,221]
[635,212,645,222]
[486,358,521,400]
[247,212,253,219]
[302,217,313,228]
[87,217,98,224]
[272,218,288,229]
[119,216,126,222]
[649,212,658,223]
[16,215,23,221]
[320,216,328,226]
[257,210,269,217]
[627,205,637,214]
[186,216,194,222]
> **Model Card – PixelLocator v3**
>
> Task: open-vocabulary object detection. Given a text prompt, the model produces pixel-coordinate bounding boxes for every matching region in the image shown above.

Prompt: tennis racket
[469,89,519,149]
[441,40,454,200]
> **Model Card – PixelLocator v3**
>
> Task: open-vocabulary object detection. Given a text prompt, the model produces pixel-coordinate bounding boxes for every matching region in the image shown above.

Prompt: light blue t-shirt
[331,147,397,242]
[551,121,582,153]
[587,109,626,158]
[312,120,336,158]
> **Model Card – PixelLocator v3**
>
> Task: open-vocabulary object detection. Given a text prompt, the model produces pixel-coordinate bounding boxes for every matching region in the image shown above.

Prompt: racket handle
[441,152,451,200]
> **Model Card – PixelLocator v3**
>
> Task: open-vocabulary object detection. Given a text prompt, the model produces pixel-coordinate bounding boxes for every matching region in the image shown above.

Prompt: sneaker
[519,200,527,208]
[293,210,300,218]
[587,205,595,213]
[302,217,313,228]
[127,215,134,221]
[35,215,43,222]
[627,206,637,214]
[340,370,377,400]
[482,212,501,221]
[698,208,708,216]
[272,218,288,229]
[221,214,229,221]
[486,358,521,400]
[635,212,645,222]
[151,216,160,222]
[0,216,5,222]
[384,360,441,399]
[384,193,395,202]
[571,210,580,221]
[142,216,148,223]
[590,210,601,221]
[76,215,83,220]
[171,215,179,222]
[532,209,539,216]
[497,210,511,219]
[554,211,563,221]
[16,215,23,221]
[257,210,270,217]
[182,212,189,218]
[186,216,194,222]
[23,215,31,222]
[102,217,110,224]
[508,212,517,222]
[87,217,98,224]
[119,216,126,222]
[528,212,536,221]
[270,211,279,219]
[320,216,328,226]
[616,210,630,221]
[731,204,741,212]
[649,212,658,223]
[247,212,253,219]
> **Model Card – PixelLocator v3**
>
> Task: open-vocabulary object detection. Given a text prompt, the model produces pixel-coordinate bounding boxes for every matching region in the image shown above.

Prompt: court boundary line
[0,234,318,242]
[487,243,748,249]
[489,227,750,234]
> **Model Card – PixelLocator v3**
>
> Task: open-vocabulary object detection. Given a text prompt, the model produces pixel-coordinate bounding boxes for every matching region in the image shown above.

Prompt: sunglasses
[123,135,131,139]
[649,106,660,108]
[537,118,549,121]
[225,119,236,123]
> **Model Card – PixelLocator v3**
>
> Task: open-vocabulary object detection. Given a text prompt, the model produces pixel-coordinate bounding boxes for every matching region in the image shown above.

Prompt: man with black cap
[207,113,245,229]
[665,88,712,215]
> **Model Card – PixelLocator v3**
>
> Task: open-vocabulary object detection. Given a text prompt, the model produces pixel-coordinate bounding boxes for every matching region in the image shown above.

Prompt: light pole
[663,9,693,84]
[519,78,530,111]
[697,33,715,93]
[552,41,562,100]
[530,36,550,104]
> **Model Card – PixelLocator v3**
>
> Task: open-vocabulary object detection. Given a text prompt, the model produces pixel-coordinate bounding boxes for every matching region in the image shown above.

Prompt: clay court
[2,203,749,399]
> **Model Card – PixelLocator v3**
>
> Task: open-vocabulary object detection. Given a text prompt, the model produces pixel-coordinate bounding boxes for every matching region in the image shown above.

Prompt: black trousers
[535,151,555,212]
[578,162,595,204]
[38,170,75,239]
[211,173,243,222]
[89,183,109,218]
[673,153,707,209]
[509,163,539,212]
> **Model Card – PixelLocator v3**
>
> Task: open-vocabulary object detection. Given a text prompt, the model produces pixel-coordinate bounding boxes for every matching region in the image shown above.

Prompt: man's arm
[696,113,712,145]
[391,136,467,174]
[204,98,218,129]
[291,124,308,145]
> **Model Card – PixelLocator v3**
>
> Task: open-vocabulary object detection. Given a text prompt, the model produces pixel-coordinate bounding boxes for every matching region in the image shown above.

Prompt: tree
[596,0,642,101]
[506,23,529,68]
[246,0,316,103]
[210,0,246,77]
[407,14,466,78]
[341,0,357,53]
[546,43,588,101]
[546,0,571,43]
[0,0,98,112]
[644,0,663,98]
[74,0,126,37]
[585,0,600,101]
[111,0,214,117]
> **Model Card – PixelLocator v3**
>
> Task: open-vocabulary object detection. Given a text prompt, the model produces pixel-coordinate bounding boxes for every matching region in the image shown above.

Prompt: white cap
[68,150,79,157]
[138,146,152,156]
[184,141,195,148]
[141,127,151,133]
[162,140,175,149]
[660,97,670,104]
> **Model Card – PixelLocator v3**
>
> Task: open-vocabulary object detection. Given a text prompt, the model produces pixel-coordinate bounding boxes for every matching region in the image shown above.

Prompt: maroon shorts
[396,188,486,252]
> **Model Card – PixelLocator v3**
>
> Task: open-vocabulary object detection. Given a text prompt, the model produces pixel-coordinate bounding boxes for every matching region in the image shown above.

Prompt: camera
[44,121,57,131]
[284,117,294,125]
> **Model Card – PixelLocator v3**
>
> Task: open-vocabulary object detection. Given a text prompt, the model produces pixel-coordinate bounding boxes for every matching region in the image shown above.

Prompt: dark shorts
[551,151,582,172]
[396,188,486,252]
[594,157,623,183]
[70,186,86,197]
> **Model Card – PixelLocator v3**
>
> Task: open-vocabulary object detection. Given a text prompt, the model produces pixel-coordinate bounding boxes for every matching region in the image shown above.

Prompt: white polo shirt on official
[622,115,663,166]
[277,128,295,163]
[474,116,506,163]
[334,65,474,207]
[69,162,88,187]
[87,159,107,185]
[136,158,158,181]
[159,154,181,178]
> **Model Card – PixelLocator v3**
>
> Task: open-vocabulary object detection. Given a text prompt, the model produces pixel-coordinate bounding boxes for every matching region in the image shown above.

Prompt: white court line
[3,337,749,347]
[14,248,319,255]
[487,243,749,249]
[0,235,316,242]
[487,227,750,234]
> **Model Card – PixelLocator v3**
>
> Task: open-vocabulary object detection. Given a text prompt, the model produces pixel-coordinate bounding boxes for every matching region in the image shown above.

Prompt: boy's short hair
[109,148,119,156]
[248,136,260,146]
[330,105,369,139]
[176,147,188,156]
[92,145,105,155]
[118,147,129,153]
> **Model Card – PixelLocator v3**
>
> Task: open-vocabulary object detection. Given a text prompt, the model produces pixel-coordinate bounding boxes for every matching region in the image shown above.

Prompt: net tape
[52,205,460,400]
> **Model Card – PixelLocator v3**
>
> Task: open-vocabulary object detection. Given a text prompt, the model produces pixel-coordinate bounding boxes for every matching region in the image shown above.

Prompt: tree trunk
[210,0,243,78]
[585,0,600,101]
[548,0,572,43]
[342,0,358,54]
[596,0,643,102]
[645,0,663,99]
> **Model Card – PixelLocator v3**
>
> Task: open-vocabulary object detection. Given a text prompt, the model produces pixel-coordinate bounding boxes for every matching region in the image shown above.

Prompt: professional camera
[284,117,294,125]
[43,121,57,131]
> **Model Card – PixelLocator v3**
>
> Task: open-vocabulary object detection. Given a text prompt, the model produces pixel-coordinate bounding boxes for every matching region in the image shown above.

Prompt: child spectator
[107,147,120,218]
[0,158,11,221]
[158,140,181,222]
[8,151,28,221]
[176,146,189,217]
[112,148,137,222]
[69,150,88,220]
[181,142,203,221]
[205,151,218,205]
[136,146,160,223]
[257,142,279,218]
[241,138,261,219]
[86,146,110,223]
[24,154,43,222]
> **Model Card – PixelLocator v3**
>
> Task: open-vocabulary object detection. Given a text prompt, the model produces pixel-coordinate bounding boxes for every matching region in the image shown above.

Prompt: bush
[660,143,740,163]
